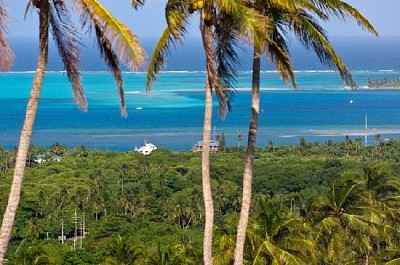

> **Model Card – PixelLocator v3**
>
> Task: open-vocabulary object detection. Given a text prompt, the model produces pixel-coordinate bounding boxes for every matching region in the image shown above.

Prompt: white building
[192,140,220,153]
[135,143,157,155]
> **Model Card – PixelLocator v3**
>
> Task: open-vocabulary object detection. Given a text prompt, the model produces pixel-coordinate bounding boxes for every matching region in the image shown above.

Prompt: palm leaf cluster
[214,165,400,264]
[0,0,380,264]
[148,0,265,117]
[248,0,377,88]
[234,1,378,263]
[0,0,14,71]
[0,1,146,262]
[24,0,145,115]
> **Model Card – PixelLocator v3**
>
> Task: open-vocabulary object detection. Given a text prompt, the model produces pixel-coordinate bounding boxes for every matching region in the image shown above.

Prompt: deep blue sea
[1,36,400,151]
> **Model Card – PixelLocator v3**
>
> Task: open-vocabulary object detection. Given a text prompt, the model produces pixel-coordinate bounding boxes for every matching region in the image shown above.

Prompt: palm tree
[49,142,68,157]
[92,198,105,221]
[0,1,145,262]
[307,172,374,263]
[233,1,377,263]
[354,137,363,155]
[56,186,70,210]
[214,214,239,264]
[214,196,317,264]
[299,136,308,156]
[74,187,88,211]
[0,0,14,71]
[117,195,134,216]
[251,195,317,265]
[145,1,264,264]
[267,140,275,152]
[146,242,173,265]
[102,235,144,265]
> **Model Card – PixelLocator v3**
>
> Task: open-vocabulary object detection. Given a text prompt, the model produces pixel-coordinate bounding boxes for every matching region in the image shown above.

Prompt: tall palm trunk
[234,47,261,265]
[200,16,214,265]
[0,1,49,262]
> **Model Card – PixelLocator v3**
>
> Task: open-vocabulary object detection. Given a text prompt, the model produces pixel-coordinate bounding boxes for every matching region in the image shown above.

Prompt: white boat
[135,142,157,155]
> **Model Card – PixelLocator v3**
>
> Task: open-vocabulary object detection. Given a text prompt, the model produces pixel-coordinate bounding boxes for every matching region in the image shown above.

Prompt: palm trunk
[200,14,214,265]
[0,2,49,262]
[234,48,261,265]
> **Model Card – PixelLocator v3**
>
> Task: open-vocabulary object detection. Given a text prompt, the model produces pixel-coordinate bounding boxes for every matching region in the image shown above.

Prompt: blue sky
[6,0,400,38]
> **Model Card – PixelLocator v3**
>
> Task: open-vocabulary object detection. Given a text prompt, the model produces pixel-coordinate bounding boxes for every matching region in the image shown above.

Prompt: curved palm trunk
[234,48,261,265]
[0,1,49,262]
[200,17,214,265]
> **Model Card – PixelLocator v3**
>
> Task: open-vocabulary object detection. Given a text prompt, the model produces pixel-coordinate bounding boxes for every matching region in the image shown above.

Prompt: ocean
[1,36,400,151]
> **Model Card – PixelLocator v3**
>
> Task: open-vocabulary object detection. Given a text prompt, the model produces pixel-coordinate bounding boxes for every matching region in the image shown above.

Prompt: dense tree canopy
[1,139,400,263]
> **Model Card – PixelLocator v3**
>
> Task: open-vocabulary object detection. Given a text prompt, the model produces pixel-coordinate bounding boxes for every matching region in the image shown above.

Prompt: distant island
[367,77,400,88]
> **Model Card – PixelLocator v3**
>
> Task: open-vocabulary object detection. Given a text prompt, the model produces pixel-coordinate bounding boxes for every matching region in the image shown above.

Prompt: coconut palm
[251,195,317,265]
[102,235,144,265]
[0,0,145,262]
[92,198,105,221]
[233,1,377,263]
[145,1,264,263]
[214,196,317,264]
[307,172,373,263]
[49,142,68,157]
[146,242,173,265]
[0,0,14,71]
[360,165,400,257]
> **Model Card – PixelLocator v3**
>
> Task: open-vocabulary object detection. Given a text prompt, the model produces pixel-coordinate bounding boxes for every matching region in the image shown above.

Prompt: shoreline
[1,127,400,151]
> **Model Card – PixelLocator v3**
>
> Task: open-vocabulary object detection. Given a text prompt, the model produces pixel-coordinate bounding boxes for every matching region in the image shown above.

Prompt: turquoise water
[2,70,400,151]
[1,37,400,150]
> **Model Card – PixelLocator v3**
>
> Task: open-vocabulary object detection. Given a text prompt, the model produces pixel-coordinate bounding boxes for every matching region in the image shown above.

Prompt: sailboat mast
[213,126,216,141]
[364,113,368,145]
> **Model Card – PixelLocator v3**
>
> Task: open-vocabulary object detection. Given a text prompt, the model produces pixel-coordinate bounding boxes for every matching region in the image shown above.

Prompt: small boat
[136,106,143,110]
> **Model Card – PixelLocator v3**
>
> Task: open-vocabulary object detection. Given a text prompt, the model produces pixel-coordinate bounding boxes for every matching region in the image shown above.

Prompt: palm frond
[312,0,378,36]
[317,216,341,236]
[386,258,400,265]
[214,10,242,109]
[284,238,317,262]
[257,240,305,265]
[77,2,127,116]
[341,213,369,234]
[265,29,296,87]
[293,0,329,21]
[24,0,35,19]
[336,179,365,210]
[146,27,178,91]
[72,0,145,70]
[383,225,400,242]
[49,0,86,111]
[93,23,126,117]
[0,0,14,71]
[71,0,146,117]
[327,231,346,262]
[290,9,356,87]
[146,0,189,90]
[374,200,400,221]
[165,0,189,40]
[131,0,146,9]
[237,5,269,49]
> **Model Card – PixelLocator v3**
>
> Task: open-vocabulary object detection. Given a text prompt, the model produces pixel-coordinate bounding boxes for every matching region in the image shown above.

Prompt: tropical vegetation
[145,1,265,263]
[234,0,377,263]
[0,1,390,265]
[1,138,400,264]
[0,0,145,262]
